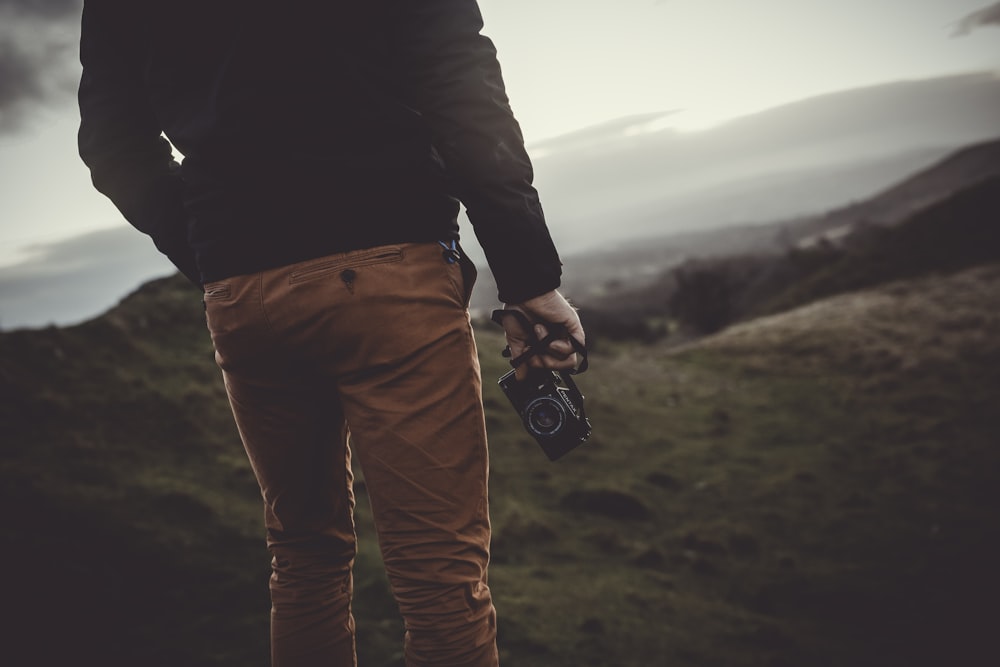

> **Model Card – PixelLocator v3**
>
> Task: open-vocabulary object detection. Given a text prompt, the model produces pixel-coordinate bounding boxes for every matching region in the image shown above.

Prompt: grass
[2,263,999,666]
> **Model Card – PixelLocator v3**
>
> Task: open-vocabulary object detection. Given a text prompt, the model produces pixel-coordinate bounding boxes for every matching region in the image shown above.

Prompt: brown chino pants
[204,242,498,667]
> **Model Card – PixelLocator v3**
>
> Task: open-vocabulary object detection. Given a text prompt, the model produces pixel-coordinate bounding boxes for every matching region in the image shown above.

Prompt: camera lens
[533,405,560,429]
[525,397,566,436]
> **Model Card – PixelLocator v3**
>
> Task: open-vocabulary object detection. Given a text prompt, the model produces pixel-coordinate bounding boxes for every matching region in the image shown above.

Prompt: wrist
[505,289,560,311]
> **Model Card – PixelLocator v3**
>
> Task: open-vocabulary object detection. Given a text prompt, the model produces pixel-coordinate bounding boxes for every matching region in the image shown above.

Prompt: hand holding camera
[492,291,592,460]
[499,290,586,380]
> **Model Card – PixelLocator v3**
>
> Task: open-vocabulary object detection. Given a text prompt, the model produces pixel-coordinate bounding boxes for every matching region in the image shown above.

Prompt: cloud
[0,0,80,19]
[0,0,82,134]
[0,225,176,330]
[953,2,1000,36]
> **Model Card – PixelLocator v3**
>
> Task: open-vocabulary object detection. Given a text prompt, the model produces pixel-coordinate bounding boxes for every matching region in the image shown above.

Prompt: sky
[476,0,1000,137]
[0,0,998,326]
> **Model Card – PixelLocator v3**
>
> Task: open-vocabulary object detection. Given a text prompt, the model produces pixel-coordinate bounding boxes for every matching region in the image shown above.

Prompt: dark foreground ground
[2,261,999,666]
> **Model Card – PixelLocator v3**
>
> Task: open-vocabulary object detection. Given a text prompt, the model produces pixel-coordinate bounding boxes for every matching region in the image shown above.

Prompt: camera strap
[490,309,589,374]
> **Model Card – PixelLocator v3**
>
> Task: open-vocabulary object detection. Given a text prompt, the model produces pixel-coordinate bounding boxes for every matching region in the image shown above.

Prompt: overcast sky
[0,0,997,271]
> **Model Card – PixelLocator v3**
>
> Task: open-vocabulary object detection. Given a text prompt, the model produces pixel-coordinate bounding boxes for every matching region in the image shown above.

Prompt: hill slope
[579,143,1000,338]
[3,261,999,665]
[789,137,1000,247]
[488,135,1000,318]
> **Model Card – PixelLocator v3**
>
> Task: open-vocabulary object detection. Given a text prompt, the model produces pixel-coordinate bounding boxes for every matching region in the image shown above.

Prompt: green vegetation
[3,257,999,665]
[665,175,1000,336]
[757,174,1000,317]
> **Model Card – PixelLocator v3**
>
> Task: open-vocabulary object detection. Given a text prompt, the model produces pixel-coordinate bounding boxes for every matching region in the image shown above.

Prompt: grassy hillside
[756,174,1000,316]
[3,261,999,665]
[560,138,1000,340]
[663,172,1000,336]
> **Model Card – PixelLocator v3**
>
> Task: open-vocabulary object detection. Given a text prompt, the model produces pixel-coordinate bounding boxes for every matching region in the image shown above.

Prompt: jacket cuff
[495,263,562,304]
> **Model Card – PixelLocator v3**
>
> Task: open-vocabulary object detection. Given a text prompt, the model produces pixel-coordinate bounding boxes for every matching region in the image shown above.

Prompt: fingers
[513,348,578,381]
[530,323,573,360]
[505,337,574,365]
[518,290,586,347]
[509,338,578,382]
[543,338,576,359]
[500,290,588,381]
[509,323,576,362]
[506,335,577,381]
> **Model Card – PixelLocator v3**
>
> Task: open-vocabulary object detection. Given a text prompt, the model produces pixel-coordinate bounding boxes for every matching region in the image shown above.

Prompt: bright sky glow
[0,0,998,267]
[478,0,1000,142]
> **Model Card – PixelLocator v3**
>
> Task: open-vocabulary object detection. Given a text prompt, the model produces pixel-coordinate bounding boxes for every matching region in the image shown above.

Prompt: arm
[388,1,584,371]
[78,0,199,285]
[387,0,562,305]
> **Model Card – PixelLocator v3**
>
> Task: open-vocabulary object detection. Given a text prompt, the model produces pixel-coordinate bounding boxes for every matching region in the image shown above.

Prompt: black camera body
[498,367,592,461]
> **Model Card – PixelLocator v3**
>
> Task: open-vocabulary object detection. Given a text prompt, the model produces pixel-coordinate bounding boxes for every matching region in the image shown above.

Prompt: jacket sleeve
[77,0,200,286]
[387,0,562,304]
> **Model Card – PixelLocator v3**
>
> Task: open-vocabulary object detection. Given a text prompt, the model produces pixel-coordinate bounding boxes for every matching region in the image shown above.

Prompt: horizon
[1,70,998,331]
[0,0,998,328]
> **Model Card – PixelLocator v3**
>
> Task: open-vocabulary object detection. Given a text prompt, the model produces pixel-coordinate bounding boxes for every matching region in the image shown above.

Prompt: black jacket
[78,0,561,303]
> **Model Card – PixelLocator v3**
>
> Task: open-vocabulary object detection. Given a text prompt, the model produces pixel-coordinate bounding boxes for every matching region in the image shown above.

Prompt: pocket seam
[288,247,405,285]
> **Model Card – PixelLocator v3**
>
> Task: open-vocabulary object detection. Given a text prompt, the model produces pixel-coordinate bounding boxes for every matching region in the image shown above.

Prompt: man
[78,1,584,665]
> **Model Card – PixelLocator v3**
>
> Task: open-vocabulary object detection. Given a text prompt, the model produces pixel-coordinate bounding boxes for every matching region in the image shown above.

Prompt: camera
[498,367,592,461]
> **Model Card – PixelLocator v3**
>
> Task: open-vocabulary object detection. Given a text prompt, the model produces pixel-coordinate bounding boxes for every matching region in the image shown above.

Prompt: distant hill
[757,174,1000,316]
[790,138,1000,248]
[556,137,1000,340]
[469,133,1000,315]
[663,173,1000,335]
